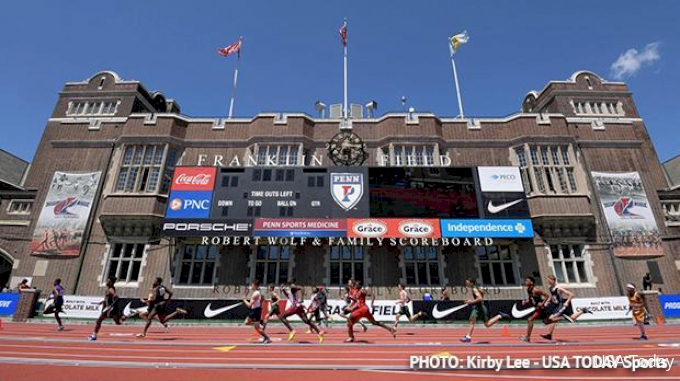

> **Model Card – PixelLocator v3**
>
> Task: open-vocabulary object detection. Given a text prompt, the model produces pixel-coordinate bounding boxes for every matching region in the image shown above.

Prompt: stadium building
[1,69,679,311]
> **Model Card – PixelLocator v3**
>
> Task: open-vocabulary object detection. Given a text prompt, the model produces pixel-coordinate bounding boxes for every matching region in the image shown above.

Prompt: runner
[626,283,649,340]
[43,278,65,331]
[338,279,368,332]
[540,275,593,340]
[279,279,325,343]
[88,277,128,341]
[520,276,550,342]
[306,286,330,331]
[393,283,425,331]
[460,277,510,343]
[136,277,187,338]
[346,281,395,342]
[262,284,282,330]
[243,280,271,344]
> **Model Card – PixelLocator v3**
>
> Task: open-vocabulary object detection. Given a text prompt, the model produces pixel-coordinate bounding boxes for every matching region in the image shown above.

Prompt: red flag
[339,21,347,46]
[217,39,242,58]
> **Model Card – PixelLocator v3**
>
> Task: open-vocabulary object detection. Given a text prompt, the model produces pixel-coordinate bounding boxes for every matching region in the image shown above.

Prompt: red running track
[1,322,679,380]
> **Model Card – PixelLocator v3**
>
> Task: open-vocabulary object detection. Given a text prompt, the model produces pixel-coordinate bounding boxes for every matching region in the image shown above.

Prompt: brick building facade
[0,69,678,301]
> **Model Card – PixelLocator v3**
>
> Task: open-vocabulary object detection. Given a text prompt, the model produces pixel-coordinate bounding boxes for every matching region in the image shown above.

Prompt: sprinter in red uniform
[346,281,396,342]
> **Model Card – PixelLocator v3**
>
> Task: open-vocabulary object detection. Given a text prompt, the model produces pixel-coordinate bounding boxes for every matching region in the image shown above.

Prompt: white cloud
[610,42,661,80]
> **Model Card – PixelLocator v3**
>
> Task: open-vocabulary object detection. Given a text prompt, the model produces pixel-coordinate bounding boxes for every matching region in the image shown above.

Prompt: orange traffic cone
[656,316,664,325]
[501,324,509,337]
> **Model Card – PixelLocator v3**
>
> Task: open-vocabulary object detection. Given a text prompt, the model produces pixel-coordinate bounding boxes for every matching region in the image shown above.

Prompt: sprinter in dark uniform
[43,278,65,331]
[262,284,282,330]
[88,277,127,341]
[136,277,187,338]
[539,275,592,340]
[520,276,550,342]
[307,286,330,330]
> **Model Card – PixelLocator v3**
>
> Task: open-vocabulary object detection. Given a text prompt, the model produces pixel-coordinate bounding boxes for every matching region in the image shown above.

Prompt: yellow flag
[450,31,469,53]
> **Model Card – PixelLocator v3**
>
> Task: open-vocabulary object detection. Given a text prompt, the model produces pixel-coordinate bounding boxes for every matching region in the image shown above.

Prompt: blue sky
[0,1,678,162]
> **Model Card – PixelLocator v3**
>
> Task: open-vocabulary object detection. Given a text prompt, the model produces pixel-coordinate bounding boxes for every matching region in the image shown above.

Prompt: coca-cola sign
[170,167,216,191]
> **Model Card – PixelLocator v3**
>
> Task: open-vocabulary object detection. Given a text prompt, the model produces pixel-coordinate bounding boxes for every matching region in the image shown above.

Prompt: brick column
[12,289,41,322]
[642,290,664,323]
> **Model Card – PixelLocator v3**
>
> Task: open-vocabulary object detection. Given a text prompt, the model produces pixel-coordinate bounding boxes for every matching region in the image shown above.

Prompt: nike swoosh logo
[511,303,536,318]
[431,303,469,319]
[204,302,243,318]
[123,302,148,317]
[487,199,523,214]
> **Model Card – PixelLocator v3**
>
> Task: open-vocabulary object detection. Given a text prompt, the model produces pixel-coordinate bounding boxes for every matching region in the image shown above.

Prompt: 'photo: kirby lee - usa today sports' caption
[410,354,674,372]
[3,2,680,380]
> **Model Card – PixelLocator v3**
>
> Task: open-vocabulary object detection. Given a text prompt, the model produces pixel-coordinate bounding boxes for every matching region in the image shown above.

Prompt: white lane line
[363,370,680,380]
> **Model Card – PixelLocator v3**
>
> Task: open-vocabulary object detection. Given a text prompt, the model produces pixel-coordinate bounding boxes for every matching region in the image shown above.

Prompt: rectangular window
[115,145,170,193]
[106,243,145,283]
[329,246,365,285]
[254,246,292,285]
[7,200,33,215]
[177,244,218,285]
[403,246,440,286]
[383,145,436,167]
[515,144,579,196]
[255,145,301,166]
[476,245,518,286]
[549,244,589,284]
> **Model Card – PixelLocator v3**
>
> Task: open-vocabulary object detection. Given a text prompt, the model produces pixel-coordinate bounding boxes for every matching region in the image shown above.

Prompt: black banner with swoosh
[119,298,250,320]
[413,300,524,321]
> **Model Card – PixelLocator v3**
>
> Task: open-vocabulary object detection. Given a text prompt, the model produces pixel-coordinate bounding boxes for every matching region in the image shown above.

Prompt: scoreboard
[211,167,370,219]
[162,166,532,237]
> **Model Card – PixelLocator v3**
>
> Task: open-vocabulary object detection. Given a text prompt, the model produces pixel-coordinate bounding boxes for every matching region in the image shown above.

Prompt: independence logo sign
[440,219,533,238]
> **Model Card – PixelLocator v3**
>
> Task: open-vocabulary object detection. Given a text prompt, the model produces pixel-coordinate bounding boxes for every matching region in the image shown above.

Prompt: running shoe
[318,334,325,344]
[164,324,170,333]
[344,338,354,343]
[362,324,368,333]
[460,336,471,343]
[262,337,272,344]
[519,336,530,342]
[564,315,575,323]
[499,312,511,319]
[540,334,553,340]
[177,308,188,314]
[288,331,296,342]
[136,333,146,338]
[88,334,97,341]
[581,307,593,314]
[305,329,312,334]
[56,326,64,332]
[640,334,648,340]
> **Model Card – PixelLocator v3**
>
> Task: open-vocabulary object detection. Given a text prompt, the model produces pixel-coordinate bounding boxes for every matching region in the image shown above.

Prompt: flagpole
[448,43,465,119]
[343,19,348,121]
[228,38,242,119]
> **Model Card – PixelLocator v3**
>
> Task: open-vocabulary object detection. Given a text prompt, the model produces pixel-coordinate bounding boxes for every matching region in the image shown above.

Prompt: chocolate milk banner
[591,171,663,258]
[30,171,102,256]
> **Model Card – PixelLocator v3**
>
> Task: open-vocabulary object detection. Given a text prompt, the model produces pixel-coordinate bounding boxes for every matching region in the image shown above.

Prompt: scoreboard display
[162,166,531,237]
[211,167,370,219]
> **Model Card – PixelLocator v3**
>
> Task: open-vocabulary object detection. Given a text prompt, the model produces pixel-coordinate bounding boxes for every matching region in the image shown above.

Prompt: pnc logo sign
[165,191,213,219]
